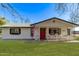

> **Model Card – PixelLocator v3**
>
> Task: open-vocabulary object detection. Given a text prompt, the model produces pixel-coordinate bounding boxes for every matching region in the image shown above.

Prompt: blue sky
[0,3,79,31]
[0,3,70,23]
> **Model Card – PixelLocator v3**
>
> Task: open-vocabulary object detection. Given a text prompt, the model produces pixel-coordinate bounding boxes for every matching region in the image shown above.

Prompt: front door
[40,28,46,40]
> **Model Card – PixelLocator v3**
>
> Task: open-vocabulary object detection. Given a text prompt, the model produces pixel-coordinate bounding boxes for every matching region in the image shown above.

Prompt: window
[10,28,21,35]
[49,28,61,35]
[67,29,70,35]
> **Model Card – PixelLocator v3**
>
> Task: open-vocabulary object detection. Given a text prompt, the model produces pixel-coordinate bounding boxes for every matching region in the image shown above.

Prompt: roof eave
[31,17,79,26]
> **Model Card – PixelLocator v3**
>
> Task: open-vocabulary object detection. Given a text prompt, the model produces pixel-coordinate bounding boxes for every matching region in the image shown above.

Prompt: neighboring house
[0,17,79,41]
[73,31,79,36]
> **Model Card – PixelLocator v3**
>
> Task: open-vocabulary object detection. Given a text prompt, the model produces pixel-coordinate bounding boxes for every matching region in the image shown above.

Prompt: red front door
[40,28,46,40]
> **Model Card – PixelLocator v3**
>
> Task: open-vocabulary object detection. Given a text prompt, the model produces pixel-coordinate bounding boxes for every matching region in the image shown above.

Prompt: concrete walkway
[67,40,79,43]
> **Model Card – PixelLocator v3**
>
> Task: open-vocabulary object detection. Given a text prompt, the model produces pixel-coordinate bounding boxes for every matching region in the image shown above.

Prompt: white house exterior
[0,17,79,41]
[1,24,32,39]
[31,17,79,41]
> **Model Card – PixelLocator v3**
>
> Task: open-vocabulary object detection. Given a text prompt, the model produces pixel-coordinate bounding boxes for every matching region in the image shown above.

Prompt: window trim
[31,27,34,37]
[10,28,21,35]
[49,28,61,35]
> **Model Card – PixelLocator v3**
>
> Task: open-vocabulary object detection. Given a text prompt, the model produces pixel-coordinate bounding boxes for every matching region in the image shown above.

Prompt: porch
[46,35,74,41]
[33,27,75,41]
[44,27,74,40]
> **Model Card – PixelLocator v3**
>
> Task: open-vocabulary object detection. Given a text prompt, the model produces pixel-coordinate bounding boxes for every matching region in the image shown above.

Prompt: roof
[31,17,79,26]
[0,23,32,28]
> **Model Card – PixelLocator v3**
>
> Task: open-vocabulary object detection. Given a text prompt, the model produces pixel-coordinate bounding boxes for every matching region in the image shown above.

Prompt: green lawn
[0,40,79,56]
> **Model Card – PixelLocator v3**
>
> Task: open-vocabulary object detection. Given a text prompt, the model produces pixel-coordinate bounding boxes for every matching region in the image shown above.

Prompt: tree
[0,17,6,25]
[55,3,79,24]
[0,17,7,34]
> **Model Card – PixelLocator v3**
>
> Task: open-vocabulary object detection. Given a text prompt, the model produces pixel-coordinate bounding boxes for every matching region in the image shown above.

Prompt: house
[31,17,79,41]
[1,24,32,39]
[0,17,79,41]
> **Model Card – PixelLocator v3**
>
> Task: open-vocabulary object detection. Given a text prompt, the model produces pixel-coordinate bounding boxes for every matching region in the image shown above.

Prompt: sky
[11,3,58,23]
[0,3,70,24]
[0,3,79,30]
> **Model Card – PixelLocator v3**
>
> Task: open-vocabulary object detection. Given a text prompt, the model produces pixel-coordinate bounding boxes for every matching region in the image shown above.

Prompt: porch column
[46,27,49,39]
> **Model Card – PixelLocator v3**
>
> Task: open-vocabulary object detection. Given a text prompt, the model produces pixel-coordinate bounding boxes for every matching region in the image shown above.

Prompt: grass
[74,36,79,40]
[0,40,79,56]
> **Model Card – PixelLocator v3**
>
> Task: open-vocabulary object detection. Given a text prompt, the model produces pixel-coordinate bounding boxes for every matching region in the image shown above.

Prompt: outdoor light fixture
[52,20,55,23]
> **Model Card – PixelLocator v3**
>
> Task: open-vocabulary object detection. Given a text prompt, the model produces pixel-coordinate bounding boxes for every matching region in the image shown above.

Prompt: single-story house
[31,17,79,41]
[0,17,79,41]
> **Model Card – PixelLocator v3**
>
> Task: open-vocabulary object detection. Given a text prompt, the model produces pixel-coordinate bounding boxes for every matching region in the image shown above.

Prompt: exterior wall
[33,27,40,40]
[33,19,75,40]
[2,27,32,39]
[33,27,74,40]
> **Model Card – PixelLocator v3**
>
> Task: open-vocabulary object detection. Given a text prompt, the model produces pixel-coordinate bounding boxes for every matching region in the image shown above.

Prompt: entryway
[40,28,46,40]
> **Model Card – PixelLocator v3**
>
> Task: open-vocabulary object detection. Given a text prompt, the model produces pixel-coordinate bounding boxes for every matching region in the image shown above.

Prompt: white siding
[2,28,32,39]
